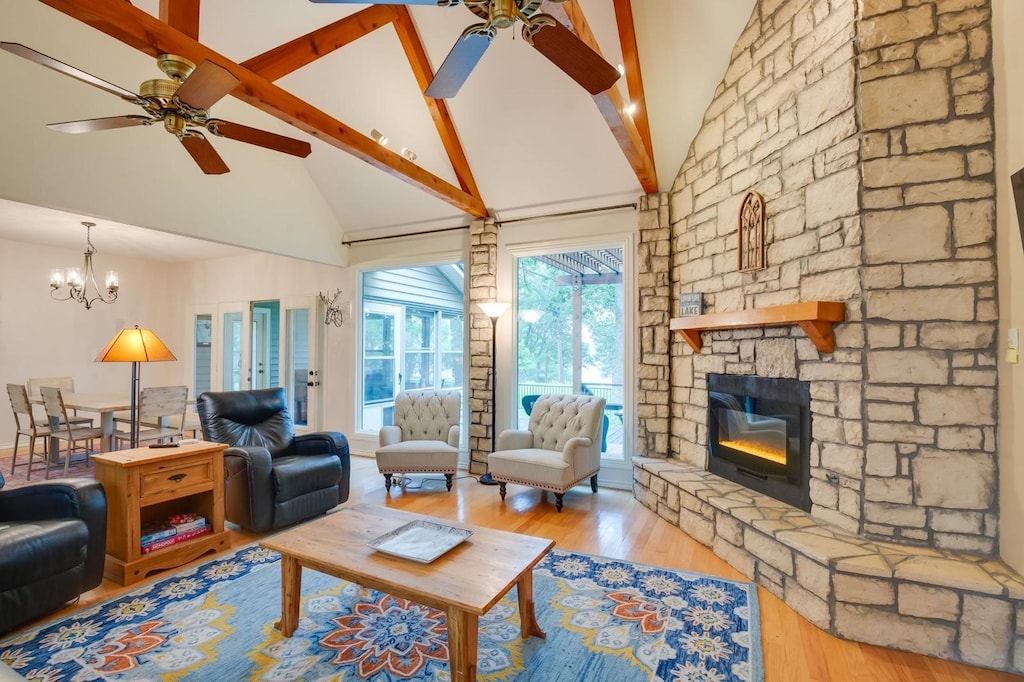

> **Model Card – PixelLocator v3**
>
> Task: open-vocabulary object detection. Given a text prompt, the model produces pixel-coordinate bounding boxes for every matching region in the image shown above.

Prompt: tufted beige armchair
[488,393,606,512]
[376,390,461,491]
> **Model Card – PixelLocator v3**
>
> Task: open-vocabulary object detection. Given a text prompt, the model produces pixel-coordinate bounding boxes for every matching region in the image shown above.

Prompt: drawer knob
[168,473,187,483]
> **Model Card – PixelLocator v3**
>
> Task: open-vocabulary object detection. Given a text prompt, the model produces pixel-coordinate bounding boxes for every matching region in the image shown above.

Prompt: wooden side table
[91,441,230,585]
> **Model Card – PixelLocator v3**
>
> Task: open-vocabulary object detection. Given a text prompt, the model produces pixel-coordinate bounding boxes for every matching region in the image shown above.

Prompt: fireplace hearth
[707,374,810,511]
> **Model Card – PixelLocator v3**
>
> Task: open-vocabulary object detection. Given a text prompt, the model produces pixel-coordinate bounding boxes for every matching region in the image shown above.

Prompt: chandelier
[50,221,119,309]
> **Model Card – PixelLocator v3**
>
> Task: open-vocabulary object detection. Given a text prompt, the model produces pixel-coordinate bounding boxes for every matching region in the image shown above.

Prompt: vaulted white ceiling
[0,0,753,264]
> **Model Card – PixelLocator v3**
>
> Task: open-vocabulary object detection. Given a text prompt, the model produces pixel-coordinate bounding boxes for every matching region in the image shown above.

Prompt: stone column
[636,192,672,457]
[467,218,498,475]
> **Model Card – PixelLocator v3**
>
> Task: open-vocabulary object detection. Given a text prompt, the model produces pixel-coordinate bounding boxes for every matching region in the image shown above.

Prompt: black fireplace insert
[707,374,810,511]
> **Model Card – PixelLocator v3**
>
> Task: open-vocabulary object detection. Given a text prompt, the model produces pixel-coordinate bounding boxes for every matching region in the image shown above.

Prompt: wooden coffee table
[260,504,555,682]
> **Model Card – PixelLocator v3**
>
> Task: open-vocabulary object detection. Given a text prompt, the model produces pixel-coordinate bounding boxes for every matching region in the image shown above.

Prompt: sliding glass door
[514,245,631,485]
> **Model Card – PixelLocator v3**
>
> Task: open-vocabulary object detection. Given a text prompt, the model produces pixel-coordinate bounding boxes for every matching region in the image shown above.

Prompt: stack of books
[140,513,211,554]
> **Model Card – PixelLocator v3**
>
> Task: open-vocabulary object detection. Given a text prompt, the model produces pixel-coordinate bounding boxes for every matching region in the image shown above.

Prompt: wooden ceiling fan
[311,0,621,98]
[0,42,313,175]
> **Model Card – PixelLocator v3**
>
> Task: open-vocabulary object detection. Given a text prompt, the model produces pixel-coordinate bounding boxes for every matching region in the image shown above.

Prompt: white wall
[0,237,181,445]
[994,0,1024,572]
[0,0,346,267]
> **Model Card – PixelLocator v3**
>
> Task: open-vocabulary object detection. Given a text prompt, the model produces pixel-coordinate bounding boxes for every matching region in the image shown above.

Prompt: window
[440,311,463,388]
[359,266,464,433]
[403,308,435,389]
[363,306,397,404]
[193,314,212,397]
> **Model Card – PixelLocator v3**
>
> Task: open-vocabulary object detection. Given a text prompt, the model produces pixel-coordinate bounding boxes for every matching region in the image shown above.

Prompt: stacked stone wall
[468,218,498,475]
[857,0,998,552]
[636,193,672,456]
[661,0,998,554]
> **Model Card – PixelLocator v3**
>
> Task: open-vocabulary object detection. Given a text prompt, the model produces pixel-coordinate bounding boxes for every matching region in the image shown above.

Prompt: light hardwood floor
[6,453,1020,681]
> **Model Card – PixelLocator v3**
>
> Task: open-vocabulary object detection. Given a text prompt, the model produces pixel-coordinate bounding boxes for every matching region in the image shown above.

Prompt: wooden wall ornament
[738,190,766,272]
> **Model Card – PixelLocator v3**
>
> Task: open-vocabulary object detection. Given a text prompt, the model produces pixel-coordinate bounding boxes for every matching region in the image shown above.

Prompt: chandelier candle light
[50,221,119,309]
[477,300,510,485]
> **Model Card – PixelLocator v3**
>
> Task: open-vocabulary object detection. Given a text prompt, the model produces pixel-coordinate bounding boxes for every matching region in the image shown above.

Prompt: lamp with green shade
[95,325,176,448]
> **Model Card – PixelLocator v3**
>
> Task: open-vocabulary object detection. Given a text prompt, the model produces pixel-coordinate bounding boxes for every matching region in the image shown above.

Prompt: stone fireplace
[632,0,1024,673]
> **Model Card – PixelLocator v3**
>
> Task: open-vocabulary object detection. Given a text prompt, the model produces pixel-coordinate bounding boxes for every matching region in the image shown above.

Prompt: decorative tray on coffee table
[368,520,473,563]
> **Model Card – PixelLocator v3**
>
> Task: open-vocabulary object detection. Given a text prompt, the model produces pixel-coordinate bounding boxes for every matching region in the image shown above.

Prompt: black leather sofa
[197,387,351,533]
[0,472,107,635]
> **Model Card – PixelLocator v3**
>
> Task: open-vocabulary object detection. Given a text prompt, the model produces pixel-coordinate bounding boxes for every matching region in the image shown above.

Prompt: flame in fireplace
[719,439,787,465]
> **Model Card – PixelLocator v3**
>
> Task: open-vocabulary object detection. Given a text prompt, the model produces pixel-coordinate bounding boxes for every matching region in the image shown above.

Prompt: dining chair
[112,385,189,447]
[39,385,103,478]
[26,376,93,428]
[6,383,52,480]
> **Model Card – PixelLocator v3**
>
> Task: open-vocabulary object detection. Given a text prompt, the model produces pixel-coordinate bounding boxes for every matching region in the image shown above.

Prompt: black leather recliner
[0,472,107,635]
[197,388,351,533]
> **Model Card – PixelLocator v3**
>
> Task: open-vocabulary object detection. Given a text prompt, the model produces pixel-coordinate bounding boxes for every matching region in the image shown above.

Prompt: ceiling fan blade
[47,115,153,134]
[206,119,312,158]
[425,24,495,99]
[0,42,141,103]
[180,134,230,175]
[174,60,239,111]
[308,0,441,4]
[524,17,621,95]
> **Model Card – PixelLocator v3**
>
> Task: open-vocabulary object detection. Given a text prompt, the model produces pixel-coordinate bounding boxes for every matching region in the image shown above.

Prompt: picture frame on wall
[678,292,703,317]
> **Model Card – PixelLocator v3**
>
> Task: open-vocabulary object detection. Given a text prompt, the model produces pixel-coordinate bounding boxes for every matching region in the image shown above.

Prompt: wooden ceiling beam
[159,0,200,41]
[392,6,482,200]
[612,0,654,159]
[541,0,657,194]
[242,5,400,82]
[35,0,487,218]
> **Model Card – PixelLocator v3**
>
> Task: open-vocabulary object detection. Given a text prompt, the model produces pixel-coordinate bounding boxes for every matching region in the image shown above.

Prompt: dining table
[33,392,132,456]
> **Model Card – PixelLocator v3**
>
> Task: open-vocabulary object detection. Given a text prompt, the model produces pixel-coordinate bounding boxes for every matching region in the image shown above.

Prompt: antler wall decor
[319,289,345,327]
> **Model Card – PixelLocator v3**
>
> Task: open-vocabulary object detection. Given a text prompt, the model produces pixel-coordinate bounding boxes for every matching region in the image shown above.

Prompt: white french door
[189,297,321,431]
[282,296,321,432]
[218,302,251,392]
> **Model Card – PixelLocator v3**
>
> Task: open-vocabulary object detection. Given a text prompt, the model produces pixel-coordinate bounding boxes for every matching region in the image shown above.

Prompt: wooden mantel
[670,301,846,353]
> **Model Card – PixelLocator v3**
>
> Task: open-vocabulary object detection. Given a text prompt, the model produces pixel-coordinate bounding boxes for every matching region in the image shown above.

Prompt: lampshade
[519,309,544,324]
[477,301,510,319]
[95,326,177,363]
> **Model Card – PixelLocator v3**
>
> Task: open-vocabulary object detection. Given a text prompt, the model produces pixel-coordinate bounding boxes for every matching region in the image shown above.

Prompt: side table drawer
[140,456,214,500]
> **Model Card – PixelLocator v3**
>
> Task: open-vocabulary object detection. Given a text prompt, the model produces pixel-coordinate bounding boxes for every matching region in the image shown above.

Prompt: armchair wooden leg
[554,492,564,512]
[499,482,507,500]
[383,473,393,490]
[445,474,453,491]
[590,475,598,493]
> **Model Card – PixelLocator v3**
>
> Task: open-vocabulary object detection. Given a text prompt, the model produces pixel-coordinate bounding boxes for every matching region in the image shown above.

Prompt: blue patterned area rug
[0,545,763,681]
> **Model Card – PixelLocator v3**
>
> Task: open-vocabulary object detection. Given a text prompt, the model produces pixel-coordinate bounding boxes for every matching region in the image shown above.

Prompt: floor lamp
[477,301,509,485]
[96,325,177,448]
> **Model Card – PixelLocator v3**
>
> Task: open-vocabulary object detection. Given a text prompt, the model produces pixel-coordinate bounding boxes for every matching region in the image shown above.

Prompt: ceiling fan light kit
[312,0,620,99]
[0,42,313,175]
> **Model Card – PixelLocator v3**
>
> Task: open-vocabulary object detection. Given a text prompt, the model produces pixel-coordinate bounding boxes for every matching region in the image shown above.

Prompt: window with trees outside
[516,247,625,462]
